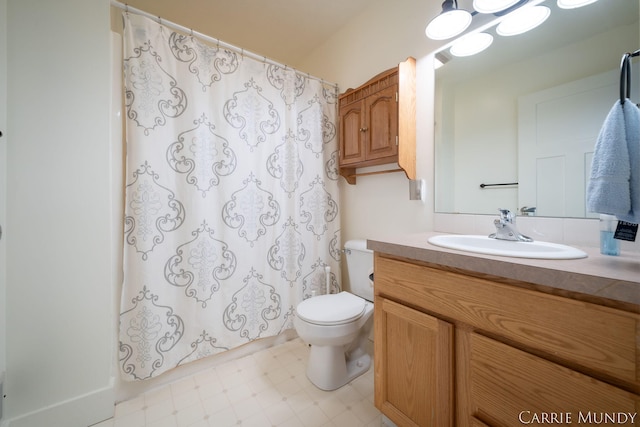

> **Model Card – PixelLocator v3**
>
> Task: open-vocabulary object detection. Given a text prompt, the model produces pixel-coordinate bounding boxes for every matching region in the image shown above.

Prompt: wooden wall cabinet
[373,253,640,427]
[338,58,416,184]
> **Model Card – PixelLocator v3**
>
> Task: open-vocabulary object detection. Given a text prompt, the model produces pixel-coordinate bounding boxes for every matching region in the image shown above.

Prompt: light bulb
[496,5,550,37]
[425,9,472,40]
[473,0,520,14]
[450,32,494,57]
[557,0,599,9]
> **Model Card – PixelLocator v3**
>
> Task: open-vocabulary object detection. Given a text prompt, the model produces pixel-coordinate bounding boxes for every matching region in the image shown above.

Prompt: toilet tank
[344,239,374,302]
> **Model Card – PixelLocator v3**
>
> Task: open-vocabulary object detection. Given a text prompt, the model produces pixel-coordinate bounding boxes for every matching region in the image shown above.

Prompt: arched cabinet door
[364,84,398,161]
[339,101,366,165]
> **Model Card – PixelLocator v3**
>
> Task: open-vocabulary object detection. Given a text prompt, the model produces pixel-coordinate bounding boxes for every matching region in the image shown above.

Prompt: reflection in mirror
[434,0,639,218]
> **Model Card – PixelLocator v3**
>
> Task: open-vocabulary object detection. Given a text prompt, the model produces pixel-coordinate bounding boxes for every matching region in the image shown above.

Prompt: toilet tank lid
[344,239,372,252]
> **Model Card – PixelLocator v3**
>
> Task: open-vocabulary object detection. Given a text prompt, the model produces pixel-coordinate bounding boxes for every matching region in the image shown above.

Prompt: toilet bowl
[294,240,374,391]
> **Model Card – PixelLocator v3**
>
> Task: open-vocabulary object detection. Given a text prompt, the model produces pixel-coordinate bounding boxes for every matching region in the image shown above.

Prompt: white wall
[4,1,115,426]
[299,0,640,258]
[0,0,8,418]
[298,0,444,247]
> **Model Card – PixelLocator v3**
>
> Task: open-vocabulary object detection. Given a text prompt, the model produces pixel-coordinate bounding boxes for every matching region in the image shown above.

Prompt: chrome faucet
[489,208,533,242]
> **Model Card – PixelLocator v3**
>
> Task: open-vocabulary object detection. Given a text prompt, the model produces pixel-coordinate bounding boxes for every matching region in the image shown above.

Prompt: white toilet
[294,239,374,391]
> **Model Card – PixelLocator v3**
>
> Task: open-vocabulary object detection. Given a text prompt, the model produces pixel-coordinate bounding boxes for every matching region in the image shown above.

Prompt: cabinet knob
[359,127,368,132]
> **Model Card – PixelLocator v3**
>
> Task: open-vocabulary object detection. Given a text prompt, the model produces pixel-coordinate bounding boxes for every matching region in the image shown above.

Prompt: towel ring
[620,49,640,107]
[620,53,631,105]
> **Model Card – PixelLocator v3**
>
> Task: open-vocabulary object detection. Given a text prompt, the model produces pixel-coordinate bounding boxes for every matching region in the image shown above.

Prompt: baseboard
[4,383,114,427]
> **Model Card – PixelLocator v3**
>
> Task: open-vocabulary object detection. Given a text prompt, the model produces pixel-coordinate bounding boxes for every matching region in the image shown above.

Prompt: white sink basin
[427,234,588,260]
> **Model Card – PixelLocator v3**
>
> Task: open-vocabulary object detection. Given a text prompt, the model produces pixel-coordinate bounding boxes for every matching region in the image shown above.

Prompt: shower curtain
[119,13,341,381]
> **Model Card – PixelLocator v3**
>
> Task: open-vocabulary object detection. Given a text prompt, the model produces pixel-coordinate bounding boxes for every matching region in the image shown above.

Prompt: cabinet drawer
[374,255,640,387]
[468,333,639,427]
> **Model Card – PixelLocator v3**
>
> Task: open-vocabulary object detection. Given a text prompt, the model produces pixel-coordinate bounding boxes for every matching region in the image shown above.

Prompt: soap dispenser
[599,214,620,256]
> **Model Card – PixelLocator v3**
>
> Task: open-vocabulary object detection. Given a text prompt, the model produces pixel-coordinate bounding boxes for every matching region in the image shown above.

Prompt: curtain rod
[110,0,339,90]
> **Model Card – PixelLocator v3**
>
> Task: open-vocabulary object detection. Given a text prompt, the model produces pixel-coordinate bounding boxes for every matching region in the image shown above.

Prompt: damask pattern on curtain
[119,13,341,381]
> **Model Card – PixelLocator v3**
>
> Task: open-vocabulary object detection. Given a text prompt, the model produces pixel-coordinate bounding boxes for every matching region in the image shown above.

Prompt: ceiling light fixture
[496,5,550,36]
[557,0,599,9]
[450,32,494,57]
[425,0,473,40]
[473,0,521,14]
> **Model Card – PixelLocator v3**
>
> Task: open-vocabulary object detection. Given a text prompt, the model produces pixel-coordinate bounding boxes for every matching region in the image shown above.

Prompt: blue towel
[618,101,640,224]
[587,99,640,223]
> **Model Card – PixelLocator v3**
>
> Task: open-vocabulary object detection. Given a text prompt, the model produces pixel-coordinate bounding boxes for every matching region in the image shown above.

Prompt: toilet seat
[297,291,366,326]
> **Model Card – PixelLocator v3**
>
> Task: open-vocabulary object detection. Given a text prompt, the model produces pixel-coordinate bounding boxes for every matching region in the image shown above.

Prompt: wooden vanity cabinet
[338,57,415,184]
[373,253,640,427]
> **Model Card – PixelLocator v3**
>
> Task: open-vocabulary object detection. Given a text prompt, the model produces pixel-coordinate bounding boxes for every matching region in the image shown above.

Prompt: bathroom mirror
[434,0,639,217]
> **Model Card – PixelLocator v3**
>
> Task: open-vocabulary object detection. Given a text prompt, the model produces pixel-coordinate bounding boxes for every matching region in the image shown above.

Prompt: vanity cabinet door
[466,332,640,427]
[374,296,454,427]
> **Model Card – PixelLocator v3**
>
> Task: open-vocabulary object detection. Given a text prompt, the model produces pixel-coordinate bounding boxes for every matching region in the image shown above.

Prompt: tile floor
[92,338,382,427]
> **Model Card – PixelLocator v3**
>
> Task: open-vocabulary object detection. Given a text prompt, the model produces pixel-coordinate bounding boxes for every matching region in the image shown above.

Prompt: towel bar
[479,182,518,189]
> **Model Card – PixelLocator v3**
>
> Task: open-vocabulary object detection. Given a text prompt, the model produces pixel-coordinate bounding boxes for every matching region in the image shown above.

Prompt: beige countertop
[367,232,640,312]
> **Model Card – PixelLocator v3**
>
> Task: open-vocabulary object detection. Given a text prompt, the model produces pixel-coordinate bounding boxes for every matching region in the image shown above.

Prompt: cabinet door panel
[339,102,365,164]
[366,85,398,160]
[374,296,453,427]
[468,333,639,427]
